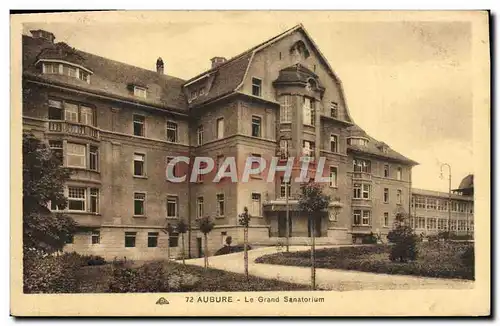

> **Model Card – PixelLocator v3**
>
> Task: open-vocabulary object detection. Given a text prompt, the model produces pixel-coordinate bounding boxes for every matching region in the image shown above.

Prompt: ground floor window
[169,232,179,248]
[134,192,146,216]
[438,218,447,230]
[91,230,100,244]
[449,220,457,230]
[468,221,474,232]
[427,218,437,230]
[148,232,159,247]
[68,187,86,211]
[353,209,371,226]
[125,232,137,247]
[383,212,389,227]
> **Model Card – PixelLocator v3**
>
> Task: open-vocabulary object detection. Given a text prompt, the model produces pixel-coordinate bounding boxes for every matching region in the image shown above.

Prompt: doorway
[196,237,203,258]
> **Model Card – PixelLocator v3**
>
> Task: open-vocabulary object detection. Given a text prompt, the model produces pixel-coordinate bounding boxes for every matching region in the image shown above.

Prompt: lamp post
[440,163,452,233]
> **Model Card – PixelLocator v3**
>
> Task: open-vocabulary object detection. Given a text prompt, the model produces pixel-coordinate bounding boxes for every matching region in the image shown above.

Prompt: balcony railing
[48,121,100,139]
[352,172,372,180]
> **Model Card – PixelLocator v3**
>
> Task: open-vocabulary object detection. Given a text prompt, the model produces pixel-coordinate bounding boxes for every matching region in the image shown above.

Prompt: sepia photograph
[10,10,490,317]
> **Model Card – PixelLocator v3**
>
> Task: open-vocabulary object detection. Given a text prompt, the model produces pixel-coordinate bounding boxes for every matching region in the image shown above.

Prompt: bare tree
[238,207,251,280]
[177,220,188,264]
[198,216,214,269]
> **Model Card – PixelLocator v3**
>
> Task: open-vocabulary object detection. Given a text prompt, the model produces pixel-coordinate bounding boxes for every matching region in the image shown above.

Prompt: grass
[255,242,474,280]
[76,261,310,293]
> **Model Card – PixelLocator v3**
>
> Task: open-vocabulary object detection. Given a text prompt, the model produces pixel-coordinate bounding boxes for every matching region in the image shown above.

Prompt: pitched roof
[456,174,474,190]
[347,124,418,165]
[22,35,188,112]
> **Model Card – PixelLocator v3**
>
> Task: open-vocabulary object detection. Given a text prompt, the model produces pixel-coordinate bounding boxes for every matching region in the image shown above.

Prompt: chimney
[156,57,164,74]
[210,56,227,69]
[30,29,55,43]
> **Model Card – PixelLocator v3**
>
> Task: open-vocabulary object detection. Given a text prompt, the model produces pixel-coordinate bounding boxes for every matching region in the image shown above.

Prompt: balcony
[352,172,372,180]
[48,121,100,139]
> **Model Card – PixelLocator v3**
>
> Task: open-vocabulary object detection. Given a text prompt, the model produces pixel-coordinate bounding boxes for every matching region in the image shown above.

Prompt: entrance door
[196,237,203,258]
[278,213,292,237]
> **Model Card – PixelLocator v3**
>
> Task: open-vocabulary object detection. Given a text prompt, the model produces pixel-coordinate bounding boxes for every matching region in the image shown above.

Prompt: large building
[23,25,425,260]
[410,175,474,237]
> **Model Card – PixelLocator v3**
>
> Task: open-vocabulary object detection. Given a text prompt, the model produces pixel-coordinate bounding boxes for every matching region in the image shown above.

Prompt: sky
[21,12,474,192]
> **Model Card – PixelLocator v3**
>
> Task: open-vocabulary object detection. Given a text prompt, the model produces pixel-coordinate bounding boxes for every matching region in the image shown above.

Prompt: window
[427,218,437,230]
[90,188,99,214]
[329,166,338,187]
[251,193,262,216]
[249,153,263,177]
[68,187,86,211]
[134,86,147,98]
[197,161,207,182]
[302,141,315,159]
[48,99,63,120]
[125,232,136,247]
[64,103,79,123]
[280,95,291,123]
[167,196,178,218]
[89,146,99,171]
[166,121,178,143]
[353,158,371,173]
[303,97,315,125]
[190,90,197,100]
[252,77,262,97]
[415,196,426,209]
[49,140,63,165]
[251,116,261,137]
[62,65,77,78]
[79,70,89,82]
[396,189,402,205]
[353,210,361,225]
[199,87,205,96]
[217,194,225,216]
[216,118,224,139]
[166,157,178,178]
[81,106,94,126]
[133,114,145,136]
[384,212,389,227]
[134,193,145,216]
[330,102,338,118]
[426,198,436,210]
[44,63,59,74]
[280,177,292,198]
[353,210,371,226]
[66,143,86,168]
[362,184,371,199]
[416,217,426,229]
[91,230,100,244]
[133,153,145,177]
[279,139,289,159]
[468,221,474,232]
[397,167,402,180]
[437,199,445,211]
[449,220,457,230]
[148,232,159,248]
[353,183,362,199]
[216,155,225,177]
[438,219,447,230]
[197,125,204,145]
[384,164,390,178]
[197,197,204,218]
[362,211,371,225]
[330,135,338,153]
[383,188,389,203]
[169,232,179,248]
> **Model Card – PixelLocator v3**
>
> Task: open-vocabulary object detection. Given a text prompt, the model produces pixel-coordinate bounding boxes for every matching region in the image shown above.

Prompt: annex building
[22,25,473,260]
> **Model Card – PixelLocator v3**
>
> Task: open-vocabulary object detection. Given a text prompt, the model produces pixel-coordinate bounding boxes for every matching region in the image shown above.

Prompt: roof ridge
[183,24,302,84]
[23,34,186,83]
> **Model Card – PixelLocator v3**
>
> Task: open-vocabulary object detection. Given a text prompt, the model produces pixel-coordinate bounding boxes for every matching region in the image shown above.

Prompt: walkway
[184,245,474,291]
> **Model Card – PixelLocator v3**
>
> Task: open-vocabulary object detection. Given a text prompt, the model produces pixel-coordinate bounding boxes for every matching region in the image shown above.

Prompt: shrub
[214,244,252,256]
[387,225,419,262]
[106,262,200,293]
[362,232,378,244]
[23,252,81,293]
[461,246,474,268]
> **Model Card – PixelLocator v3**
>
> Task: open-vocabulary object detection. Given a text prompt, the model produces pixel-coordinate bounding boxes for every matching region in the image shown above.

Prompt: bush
[214,244,252,256]
[387,225,419,262]
[23,252,81,293]
[362,232,378,244]
[107,261,199,293]
[461,246,474,268]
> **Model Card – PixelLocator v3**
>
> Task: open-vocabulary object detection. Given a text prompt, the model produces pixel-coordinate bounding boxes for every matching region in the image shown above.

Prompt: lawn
[77,260,310,293]
[255,242,474,280]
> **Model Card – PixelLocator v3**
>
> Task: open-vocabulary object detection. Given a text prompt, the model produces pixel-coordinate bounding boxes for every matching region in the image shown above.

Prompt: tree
[197,216,214,269]
[23,133,77,254]
[298,181,330,290]
[165,223,175,260]
[238,207,251,280]
[177,220,188,264]
[387,212,419,262]
[225,236,232,248]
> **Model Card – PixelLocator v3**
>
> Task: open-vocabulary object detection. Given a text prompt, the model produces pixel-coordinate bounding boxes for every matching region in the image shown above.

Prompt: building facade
[410,175,474,237]
[22,25,422,260]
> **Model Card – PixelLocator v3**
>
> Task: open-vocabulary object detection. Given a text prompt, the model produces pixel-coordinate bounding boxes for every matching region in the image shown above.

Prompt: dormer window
[40,60,92,83]
[348,137,369,146]
[134,86,147,99]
